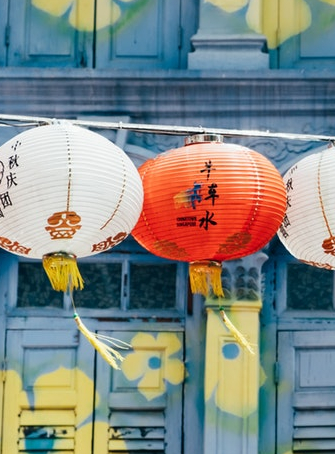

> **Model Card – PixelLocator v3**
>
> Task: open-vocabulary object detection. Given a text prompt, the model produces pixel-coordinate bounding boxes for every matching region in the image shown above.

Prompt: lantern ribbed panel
[0,122,143,259]
[132,141,286,262]
[278,145,335,269]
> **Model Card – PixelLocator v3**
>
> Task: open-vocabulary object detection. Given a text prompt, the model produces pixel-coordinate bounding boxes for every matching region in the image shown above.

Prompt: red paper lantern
[132,134,287,297]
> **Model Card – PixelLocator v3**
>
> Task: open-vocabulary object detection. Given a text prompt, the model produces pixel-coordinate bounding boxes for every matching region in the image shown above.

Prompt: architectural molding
[0,70,335,121]
[188,34,269,70]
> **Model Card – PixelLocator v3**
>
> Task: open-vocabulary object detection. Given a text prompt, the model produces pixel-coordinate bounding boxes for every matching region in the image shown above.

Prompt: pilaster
[188,0,269,70]
[203,252,268,454]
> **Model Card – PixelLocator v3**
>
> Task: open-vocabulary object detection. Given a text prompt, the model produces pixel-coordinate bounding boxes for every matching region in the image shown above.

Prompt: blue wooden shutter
[0,0,8,66]
[95,0,182,69]
[277,331,335,453]
[94,329,184,454]
[277,0,335,69]
[6,0,92,67]
[2,329,95,454]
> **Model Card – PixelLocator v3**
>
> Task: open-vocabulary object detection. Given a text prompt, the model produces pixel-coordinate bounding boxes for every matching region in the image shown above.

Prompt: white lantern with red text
[0,121,143,291]
[278,144,335,269]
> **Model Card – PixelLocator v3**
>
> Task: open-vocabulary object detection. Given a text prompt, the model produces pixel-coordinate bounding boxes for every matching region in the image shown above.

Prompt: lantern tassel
[43,252,84,292]
[73,312,130,369]
[189,261,224,298]
[219,305,255,355]
[69,291,130,369]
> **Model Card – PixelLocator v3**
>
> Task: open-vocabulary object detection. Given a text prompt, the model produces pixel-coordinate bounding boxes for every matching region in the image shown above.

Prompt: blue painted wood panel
[3,0,185,69]
[2,328,95,453]
[6,0,92,67]
[277,0,335,69]
[95,0,182,69]
[94,329,184,454]
[0,0,8,66]
[277,331,335,454]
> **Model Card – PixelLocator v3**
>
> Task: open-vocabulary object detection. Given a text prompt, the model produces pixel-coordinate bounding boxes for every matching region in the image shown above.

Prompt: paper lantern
[0,121,143,368]
[278,143,335,269]
[132,134,287,298]
[0,121,143,283]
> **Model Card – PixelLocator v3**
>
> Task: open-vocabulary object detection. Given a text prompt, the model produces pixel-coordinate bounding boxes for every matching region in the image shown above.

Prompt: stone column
[188,0,269,70]
[203,252,268,454]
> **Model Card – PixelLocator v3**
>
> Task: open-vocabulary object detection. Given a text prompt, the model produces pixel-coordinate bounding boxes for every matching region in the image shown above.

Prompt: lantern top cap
[185,134,224,145]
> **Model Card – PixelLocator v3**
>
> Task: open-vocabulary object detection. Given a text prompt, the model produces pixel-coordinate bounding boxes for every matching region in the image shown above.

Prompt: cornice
[0,69,334,119]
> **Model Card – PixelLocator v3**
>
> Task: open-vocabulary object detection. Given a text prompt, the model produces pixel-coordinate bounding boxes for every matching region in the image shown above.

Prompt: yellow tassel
[189,260,224,298]
[43,252,84,292]
[73,312,131,369]
[219,306,255,355]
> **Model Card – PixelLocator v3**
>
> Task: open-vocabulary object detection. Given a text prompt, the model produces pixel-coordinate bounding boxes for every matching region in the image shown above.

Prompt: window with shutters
[260,243,335,454]
[277,256,335,453]
[0,242,189,454]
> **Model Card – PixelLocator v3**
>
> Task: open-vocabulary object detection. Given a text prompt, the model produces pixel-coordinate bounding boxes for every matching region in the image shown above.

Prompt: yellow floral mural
[207,0,249,13]
[206,0,335,48]
[30,0,335,49]
[121,332,185,401]
[262,0,311,48]
[204,307,263,417]
[32,0,137,31]
[2,368,100,453]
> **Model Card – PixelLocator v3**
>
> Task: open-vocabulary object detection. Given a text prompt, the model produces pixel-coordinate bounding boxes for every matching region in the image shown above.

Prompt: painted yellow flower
[121,332,185,400]
[207,0,249,13]
[3,368,101,452]
[32,0,135,31]
[205,308,262,417]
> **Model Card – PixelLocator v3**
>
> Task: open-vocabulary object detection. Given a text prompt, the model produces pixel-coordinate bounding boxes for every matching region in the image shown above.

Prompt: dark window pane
[18,262,63,308]
[129,263,176,309]
[287,263,333,310]
[74,262,122,309]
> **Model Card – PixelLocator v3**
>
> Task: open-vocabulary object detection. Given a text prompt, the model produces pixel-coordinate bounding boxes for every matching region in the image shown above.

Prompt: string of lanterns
[0,114,334,363]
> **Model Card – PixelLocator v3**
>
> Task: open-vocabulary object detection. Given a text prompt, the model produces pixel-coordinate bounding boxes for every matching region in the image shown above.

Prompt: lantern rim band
[189,260,222,269]
[43,251,77,261]
[185,134,224,145]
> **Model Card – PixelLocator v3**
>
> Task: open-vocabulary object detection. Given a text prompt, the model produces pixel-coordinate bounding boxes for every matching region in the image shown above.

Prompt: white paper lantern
[278,143,335,269]
[0,121,144,290]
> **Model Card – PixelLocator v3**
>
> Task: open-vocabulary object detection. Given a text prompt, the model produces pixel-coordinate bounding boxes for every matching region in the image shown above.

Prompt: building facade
[1,1,335,453]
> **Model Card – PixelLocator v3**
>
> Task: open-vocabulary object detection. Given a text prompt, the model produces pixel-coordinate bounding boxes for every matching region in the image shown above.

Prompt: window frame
[3,249,188,320]
[276,252,335,319]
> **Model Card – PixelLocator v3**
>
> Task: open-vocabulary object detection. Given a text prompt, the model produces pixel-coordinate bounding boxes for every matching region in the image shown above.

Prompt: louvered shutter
[277,331,335,454]
[94,330,184,454]
[2,329,95,454]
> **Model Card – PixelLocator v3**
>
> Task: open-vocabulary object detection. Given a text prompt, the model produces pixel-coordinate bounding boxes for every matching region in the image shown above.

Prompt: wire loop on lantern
[185,134,224,145]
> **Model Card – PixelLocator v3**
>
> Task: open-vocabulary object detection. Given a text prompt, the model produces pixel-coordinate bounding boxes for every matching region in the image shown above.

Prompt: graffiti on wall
[1,331,186,452]
[31,0,335,50]
[31,0,150,31]
[206,0,335,48]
